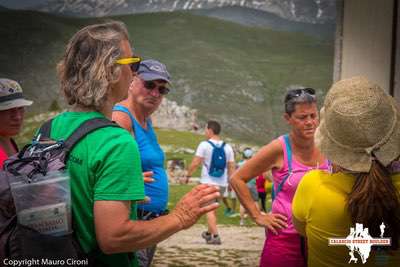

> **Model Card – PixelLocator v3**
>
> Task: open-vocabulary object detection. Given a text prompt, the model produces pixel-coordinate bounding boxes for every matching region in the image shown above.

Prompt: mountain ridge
[7,0,337,24]
[0,9,333,144]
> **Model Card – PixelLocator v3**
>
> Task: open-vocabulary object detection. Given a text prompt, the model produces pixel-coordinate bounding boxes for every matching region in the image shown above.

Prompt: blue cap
[137,59,171,83]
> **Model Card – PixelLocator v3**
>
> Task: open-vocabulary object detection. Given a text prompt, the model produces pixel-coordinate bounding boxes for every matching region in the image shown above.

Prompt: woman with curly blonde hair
[43,21,220,267]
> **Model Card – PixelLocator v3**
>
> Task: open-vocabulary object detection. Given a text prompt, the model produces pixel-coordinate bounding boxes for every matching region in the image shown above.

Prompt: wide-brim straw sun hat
[315,76,400,172]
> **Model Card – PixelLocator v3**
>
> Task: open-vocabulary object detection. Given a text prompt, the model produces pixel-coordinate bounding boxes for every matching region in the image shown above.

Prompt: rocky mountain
[0,9,333,144]
[191,6,335,39]
[30,0,335,24]
[152,98,199,131]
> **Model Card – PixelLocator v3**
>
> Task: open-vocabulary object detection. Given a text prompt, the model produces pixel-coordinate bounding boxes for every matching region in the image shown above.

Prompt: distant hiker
[186,120,235,245]
[237,147,260,226]
[0,78,32,168]
[231,87,329,267]
[292,77,400,267]
[112,59,172,267]
[256,173,267,213]
[15,21,219,267]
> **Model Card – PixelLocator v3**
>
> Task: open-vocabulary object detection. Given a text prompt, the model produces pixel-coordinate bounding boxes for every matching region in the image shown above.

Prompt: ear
[284,113,291,123]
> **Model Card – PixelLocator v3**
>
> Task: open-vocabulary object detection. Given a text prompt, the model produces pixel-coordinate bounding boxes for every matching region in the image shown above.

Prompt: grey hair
[284,89,316,115]
[57,21,130,111]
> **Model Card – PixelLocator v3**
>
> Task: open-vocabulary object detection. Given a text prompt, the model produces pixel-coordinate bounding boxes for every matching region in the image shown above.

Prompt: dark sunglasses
[143,81,170,95]
[285,87,316,102]
[115,56,141,72]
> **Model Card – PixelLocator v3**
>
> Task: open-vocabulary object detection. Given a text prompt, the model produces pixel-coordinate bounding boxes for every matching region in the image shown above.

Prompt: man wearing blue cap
[112,59,171,267]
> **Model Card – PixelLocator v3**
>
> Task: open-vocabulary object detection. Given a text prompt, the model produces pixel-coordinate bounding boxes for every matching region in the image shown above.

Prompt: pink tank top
[271,135,330,235]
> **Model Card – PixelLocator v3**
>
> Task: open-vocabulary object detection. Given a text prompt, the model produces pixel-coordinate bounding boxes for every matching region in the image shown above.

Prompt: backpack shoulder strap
[39,119,53,138]
[207,140,217,148]
[275,134,293,198]
[113,105,136,135]
[220,142,226,148]
[63,117,120,154]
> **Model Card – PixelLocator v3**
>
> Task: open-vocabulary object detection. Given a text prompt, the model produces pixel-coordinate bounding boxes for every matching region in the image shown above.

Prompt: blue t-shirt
[113,105,168,214]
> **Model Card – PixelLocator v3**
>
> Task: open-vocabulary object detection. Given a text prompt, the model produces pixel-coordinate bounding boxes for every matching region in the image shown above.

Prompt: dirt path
[153,225,265,266]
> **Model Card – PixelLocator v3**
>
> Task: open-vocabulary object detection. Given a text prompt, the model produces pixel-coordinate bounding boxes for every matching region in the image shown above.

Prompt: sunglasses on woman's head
[143,81,170,95]
[285,87,316,102]
[115,56,141,72]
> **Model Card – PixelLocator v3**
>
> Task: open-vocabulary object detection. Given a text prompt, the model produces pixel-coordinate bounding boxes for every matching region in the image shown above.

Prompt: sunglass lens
[304,88,315,95]
[130,62,140,72]
[159,87,170,95]
[144,81,156,90]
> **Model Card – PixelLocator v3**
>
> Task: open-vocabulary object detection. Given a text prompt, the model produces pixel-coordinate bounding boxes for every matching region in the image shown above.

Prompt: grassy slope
[119,12,333,143]
[169,184,272,226]
[1,9,333,144]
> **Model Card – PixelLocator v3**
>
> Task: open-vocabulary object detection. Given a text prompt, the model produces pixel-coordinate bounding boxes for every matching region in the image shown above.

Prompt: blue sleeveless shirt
[113,105,168,213]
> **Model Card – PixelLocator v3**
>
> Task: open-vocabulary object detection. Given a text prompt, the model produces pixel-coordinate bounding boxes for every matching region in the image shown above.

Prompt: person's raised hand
[171,184,220,229]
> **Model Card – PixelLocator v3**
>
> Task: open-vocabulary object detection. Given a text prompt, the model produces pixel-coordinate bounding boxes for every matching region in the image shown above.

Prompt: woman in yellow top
[293,76,400,267]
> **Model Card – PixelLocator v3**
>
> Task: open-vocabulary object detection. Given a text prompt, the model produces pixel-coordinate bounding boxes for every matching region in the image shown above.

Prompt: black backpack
[0,117,118,266]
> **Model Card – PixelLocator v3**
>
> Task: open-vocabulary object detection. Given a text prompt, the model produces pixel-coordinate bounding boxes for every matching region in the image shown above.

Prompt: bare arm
[227,161,236,191]
[227,161,236,178]
[95,184,220,254]
[185,156,203,183]
[230,139,287,233]
[112,111,133,135]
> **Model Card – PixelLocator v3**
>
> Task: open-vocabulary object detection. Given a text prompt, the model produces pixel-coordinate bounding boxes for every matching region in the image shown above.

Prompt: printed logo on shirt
[328,223,391,264]
[69,154,83,165]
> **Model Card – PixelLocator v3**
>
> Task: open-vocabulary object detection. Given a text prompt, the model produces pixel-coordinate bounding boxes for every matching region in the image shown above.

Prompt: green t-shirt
[50,111,144,267]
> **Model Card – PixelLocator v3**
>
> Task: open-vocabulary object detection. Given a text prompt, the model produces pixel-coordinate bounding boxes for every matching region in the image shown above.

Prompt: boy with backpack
[185,120,235,245]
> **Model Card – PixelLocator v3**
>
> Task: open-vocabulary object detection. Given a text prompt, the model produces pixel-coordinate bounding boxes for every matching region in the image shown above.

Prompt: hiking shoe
[206,235,222,245]
[224,208,232,216]
[201,231,212,242]
[240,219,245,226]
[228,212,240,218]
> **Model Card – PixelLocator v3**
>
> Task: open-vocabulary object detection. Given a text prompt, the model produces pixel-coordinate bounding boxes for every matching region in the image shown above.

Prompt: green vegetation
[15,117,242,178]
[1,9,333,144]
[168,184,271,226]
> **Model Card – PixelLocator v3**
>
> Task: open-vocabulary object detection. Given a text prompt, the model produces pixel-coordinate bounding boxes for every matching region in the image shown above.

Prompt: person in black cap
[112,59,172,267]
[0,78,32,168]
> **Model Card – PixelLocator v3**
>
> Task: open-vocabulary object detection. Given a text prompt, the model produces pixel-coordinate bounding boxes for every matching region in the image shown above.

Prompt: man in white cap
[0,78,32,168]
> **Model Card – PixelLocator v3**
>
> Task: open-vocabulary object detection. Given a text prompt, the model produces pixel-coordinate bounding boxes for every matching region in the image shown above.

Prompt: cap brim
[139,73,171,83]
[0,99,33,111]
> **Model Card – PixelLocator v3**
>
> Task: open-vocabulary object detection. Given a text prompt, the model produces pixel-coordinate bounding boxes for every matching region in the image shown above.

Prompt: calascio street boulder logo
[328,223,391,264]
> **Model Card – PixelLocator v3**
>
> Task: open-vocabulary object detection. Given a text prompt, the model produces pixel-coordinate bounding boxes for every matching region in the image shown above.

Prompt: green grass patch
[168,184,271,226]
[1,9,333,145]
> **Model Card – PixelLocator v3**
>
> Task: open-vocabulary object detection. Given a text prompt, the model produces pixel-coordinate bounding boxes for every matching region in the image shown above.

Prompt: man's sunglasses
[285,87,316,102]
[143,81,170,95]
[115,56,141,72]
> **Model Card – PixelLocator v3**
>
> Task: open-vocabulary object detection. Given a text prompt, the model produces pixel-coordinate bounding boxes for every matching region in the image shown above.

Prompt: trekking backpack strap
[112,105,136,135]
[207,140,217,148]
[63,118,120,158]
[273,134,293,200]
[38,119,53,138]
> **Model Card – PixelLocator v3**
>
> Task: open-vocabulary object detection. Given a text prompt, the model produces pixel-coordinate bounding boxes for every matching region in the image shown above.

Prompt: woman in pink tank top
[231,88,330,267]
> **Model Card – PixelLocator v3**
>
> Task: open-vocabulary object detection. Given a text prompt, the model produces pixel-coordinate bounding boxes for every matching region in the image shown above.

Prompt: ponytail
[348,160,400,249]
